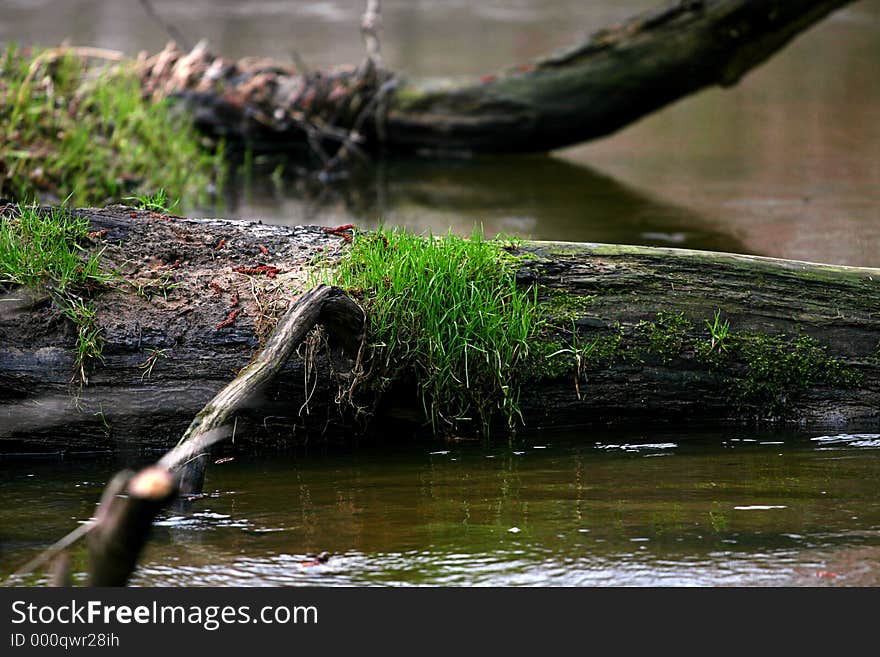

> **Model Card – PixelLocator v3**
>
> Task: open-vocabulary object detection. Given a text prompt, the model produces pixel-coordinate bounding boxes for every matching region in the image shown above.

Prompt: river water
[4,429,880,586]
[1,1,879,586]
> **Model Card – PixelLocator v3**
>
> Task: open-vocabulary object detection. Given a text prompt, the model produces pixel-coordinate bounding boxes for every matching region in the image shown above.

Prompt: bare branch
[138,0,193,51]
[360,0,383,69]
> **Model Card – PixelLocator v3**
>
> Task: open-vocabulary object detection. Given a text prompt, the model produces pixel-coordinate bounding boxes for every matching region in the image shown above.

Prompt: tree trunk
[145,0,855,157]
[1,206,877,454]
[383,0,856,154]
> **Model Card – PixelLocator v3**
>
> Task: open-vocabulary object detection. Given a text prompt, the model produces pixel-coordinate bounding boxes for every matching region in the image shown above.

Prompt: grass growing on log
[0,203,113,380]
[327,227,541,435]
[0,44,221,207]
[123,188,180,214]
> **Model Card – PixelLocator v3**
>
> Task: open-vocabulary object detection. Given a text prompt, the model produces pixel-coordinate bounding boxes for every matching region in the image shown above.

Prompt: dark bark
[517,242,880,430]
[1,206,878,455]
[0,206,353,452]
[150,0,854,156]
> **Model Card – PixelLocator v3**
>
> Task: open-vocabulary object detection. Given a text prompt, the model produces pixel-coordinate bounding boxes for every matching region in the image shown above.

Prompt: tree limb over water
[140,0,855,161]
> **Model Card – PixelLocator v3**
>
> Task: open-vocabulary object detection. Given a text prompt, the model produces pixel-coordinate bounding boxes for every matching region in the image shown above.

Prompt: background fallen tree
[138,0,855,164]
[1,205,878,456]
[0,0,859,207]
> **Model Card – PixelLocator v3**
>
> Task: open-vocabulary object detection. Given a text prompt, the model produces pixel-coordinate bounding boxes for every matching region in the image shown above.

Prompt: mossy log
[151,0,854,156]
[0,206,878,454]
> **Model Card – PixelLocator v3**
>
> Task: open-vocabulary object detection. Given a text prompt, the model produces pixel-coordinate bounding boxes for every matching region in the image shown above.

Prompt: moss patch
[715,333,862,413]
[635,311,692,364]
[541,287,596,322]
[533,305,861,419]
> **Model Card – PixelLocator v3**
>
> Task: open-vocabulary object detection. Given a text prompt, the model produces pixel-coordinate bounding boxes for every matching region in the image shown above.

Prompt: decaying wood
[138,0,854,158]
[0,205,356,451]
[1,205,878,458]
[161,284,363,495]
[518,242,879,429]
[85,467,175,586]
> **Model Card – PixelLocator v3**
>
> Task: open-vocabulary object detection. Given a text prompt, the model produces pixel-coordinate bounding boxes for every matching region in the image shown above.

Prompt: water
[1,0,878,264]
[4,429,880,586]
[1,2,879,586]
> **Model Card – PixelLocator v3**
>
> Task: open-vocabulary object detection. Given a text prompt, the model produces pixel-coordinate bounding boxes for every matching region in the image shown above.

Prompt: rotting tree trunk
[0,206,878,455]
[145,0,855,156]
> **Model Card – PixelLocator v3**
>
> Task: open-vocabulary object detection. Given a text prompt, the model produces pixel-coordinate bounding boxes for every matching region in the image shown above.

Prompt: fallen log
[139,0,854,158]
[1,205,878,454]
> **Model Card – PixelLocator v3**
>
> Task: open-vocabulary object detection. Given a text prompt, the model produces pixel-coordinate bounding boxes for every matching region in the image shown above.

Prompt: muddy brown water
[1,1,879,586]
[3,429,880,586]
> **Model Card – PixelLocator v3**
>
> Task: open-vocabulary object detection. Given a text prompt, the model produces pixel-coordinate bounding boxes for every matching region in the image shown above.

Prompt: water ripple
[811,434,880,449]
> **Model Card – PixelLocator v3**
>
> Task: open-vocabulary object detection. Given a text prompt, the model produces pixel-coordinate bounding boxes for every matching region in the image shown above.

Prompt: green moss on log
[536,306,862,419]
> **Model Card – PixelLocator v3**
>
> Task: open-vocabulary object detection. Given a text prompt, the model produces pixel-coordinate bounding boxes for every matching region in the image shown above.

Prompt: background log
[383,0,856,154]
[0,206,878,455]
[148,0,855,157]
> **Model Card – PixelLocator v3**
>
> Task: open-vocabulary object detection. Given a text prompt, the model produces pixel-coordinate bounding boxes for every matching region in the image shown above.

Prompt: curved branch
[384,0,855,153]
[140,0,854,158]
[163,284,364,494]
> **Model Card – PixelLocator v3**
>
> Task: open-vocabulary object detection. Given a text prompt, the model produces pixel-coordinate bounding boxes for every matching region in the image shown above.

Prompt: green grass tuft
[0,44,221,208]
[1,203,114,380]
[0,204,108,290]
[123,188,179,214]
[326,227,542,435]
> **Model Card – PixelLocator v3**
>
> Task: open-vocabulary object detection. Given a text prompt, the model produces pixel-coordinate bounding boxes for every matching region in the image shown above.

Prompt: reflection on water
[3,429,880,586]
[2,0,878,264]
[222,156,751,253]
